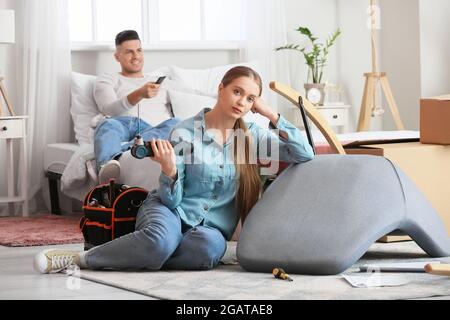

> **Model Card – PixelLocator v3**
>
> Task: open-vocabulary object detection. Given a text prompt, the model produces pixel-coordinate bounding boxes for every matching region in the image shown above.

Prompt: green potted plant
[276,27,341,106]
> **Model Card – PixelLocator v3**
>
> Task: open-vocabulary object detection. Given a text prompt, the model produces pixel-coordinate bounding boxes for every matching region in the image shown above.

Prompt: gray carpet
[78,241,450,300]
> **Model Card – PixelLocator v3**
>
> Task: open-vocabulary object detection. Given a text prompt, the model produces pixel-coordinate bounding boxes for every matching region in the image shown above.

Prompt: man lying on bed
[93,30,180,184]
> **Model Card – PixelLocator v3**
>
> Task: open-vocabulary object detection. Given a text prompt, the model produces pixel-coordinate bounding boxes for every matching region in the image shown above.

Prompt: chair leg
[47,175,61,215]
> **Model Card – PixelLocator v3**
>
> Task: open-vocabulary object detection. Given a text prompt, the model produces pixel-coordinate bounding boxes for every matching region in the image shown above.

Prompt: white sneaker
[33,249,81,274]
[98,159,121,184]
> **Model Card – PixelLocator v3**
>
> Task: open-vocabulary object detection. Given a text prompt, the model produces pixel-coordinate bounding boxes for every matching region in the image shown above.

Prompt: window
[203,0,242,41]
[68,0,92,42]
[68,0,243,45]
[96,0,142,42]
[158,0,202,41]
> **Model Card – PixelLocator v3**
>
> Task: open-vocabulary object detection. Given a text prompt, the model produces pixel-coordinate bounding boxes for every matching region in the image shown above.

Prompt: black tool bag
[79,180,148,250]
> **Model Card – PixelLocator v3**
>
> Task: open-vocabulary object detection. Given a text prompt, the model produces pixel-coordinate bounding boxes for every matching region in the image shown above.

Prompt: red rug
[0,213,84,247]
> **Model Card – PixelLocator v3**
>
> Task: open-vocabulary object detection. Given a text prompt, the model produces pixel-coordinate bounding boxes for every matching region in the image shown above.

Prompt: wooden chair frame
[269,81,345,155]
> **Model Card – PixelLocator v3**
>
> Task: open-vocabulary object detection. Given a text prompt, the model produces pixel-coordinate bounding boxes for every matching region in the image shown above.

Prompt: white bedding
[60,144,97,201]
[60,145,161,201]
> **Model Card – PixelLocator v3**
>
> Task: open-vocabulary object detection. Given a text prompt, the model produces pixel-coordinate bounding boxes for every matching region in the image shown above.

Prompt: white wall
[279,0,340,126]
[336,0,383,132]
[71,50,239,75]
[284,0,339,92]
[419,0,450,98]
[377,0,450,131]
[380,0,422,131]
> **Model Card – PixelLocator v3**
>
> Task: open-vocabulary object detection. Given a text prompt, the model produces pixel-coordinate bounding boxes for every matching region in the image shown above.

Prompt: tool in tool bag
[110,178,116,204]
[89,198,99,207]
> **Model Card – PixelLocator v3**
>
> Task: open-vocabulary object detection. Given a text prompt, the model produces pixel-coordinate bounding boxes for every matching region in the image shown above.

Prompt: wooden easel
[357,0,404,131]
[0,76,15,117]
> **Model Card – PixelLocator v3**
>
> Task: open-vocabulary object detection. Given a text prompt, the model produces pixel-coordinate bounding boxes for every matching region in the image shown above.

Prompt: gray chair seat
[237,154,450,275]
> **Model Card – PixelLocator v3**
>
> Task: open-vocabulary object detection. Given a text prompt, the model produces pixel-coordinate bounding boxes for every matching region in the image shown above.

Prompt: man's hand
[149,139,177,179]
[127,82,161,106]
[139,82,161,99]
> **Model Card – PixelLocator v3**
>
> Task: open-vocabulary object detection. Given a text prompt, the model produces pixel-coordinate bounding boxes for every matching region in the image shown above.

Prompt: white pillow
[146,66,172,78]
[70,72,99,145]
[168,90,216,120]
[169,61,261,98]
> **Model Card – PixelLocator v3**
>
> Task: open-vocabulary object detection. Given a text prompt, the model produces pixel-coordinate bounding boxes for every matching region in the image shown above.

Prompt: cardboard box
[345,142,450,236]
[420,95,450,145]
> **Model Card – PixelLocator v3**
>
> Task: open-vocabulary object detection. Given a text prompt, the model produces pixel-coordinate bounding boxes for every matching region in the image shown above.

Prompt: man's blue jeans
[84,192,227,270]
[94,116,180,170]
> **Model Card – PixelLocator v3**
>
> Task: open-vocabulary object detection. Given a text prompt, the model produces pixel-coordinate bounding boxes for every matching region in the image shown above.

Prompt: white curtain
[16,0,72,213]
[239,0,292,116]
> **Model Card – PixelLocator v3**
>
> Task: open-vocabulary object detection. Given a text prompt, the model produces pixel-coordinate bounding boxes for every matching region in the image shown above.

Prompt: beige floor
[0,243,154,300]
[1,243,449,300]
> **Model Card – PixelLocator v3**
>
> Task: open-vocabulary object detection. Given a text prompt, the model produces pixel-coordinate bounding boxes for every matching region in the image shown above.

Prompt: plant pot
[304,83,325,106]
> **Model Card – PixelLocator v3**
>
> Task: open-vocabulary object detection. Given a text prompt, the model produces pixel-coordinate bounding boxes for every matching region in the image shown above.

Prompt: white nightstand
[0,116,29,217]
[292,104,350,134]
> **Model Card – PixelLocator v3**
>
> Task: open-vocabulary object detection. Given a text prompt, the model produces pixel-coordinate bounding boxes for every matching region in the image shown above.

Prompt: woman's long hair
[221,66,263,223]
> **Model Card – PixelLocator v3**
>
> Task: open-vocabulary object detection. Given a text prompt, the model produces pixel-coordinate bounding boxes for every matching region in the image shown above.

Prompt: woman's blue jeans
[94,116,180,170]
[84,193,227,270]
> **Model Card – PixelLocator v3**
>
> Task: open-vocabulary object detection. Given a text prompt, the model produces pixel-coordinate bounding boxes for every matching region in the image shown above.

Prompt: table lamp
[0,9,16,117]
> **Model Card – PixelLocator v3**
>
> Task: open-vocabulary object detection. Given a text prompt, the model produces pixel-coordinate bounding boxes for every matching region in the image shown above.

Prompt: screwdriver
[425,263,450,276]
[109,178,116,206]
[272,267,293,282]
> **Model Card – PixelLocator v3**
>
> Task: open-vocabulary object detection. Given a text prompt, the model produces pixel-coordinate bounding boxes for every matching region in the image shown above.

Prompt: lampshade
[0,10,15,44]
